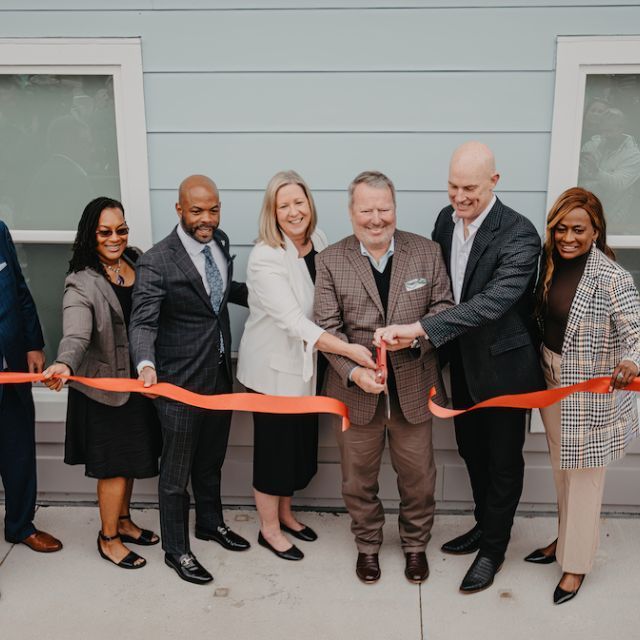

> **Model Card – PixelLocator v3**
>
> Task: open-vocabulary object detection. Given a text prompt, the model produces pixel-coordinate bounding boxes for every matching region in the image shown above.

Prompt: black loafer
[195,524,251,551]
[459,554,503,593]
[258,531,303,561]
[524,539,557,564]
[553,574,584,605]
[165,552,213,585]
[280,522,318,542]
[441,525,483,555]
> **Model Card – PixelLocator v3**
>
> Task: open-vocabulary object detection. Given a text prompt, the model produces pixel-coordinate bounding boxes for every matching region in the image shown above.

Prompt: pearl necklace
[102,259,125,285]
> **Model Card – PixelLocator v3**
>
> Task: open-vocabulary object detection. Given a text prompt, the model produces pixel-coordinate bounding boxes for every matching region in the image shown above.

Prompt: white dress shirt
[360,237,395,273]
[176,223,228,294]
[450,196,495,303]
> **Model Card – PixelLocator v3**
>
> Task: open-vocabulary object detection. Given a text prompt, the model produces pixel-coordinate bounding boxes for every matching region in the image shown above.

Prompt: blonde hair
[257,170,318,248]
[348,170,396,209]
[537,187,615,312]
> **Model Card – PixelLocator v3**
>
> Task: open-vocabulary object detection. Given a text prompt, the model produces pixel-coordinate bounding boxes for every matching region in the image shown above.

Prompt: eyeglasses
[96,227,129,238]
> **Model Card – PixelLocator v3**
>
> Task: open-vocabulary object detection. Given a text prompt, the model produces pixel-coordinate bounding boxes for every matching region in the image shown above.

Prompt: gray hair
[348,171,396,209]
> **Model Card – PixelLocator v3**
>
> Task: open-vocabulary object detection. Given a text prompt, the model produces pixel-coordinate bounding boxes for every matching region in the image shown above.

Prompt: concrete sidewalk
[0,506,637,640]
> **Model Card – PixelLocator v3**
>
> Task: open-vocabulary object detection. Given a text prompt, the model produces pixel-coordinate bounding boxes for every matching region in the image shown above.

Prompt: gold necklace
[102,259,125,285]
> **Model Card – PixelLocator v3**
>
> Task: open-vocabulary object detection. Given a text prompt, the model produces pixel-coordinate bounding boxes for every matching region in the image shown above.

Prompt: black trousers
[155,368,232,556]
[0,385,37,542]
[450,346,526,562]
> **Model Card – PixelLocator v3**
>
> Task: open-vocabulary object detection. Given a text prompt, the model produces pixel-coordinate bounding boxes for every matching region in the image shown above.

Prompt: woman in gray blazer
[526,187,640,604]
[43,197,160,570]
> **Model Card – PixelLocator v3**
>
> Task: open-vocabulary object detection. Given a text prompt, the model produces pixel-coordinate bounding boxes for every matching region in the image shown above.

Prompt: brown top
[543,251,590,354]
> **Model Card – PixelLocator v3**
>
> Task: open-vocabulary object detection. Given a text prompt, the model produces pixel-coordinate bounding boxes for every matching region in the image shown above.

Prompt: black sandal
[118,514,160,546]
[97,532,147,569]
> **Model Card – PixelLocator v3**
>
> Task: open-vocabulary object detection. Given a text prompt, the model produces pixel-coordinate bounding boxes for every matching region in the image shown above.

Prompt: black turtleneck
[543,251,590,354]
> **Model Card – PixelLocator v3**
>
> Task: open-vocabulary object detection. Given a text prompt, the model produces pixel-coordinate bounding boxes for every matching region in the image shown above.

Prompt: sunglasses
[96,227,129,238]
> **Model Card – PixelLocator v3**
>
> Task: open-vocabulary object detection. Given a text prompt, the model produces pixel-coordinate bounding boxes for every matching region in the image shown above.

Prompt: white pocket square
[0,261,7,272]
[405,277,427,292]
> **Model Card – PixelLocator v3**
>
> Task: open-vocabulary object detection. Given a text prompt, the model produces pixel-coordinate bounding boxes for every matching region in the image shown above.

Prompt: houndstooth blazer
[554,246,640,469]
[314,230,454,425]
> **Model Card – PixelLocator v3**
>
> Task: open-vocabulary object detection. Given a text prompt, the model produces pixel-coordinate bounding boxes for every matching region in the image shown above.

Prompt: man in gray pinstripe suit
[130,175,250,585]
[377,142,545,594]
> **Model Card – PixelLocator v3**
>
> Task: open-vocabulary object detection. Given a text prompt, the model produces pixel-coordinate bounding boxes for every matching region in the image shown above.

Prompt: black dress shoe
[404,552,429,584]
[441,525,482,555]
[280,522,318,542]
[524,539,557,564]
[459,554,503,593]
[356,552,381,584]
[553,574,584,605]
[258,531,303,561]
[165,552,213,585]
[195,524,251,551]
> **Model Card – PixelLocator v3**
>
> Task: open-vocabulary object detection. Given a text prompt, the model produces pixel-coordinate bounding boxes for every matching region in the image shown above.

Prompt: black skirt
[252,405,318,497]
[64,387,161,479]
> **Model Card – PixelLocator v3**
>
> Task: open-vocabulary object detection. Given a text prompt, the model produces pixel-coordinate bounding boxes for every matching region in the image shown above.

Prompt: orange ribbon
[375,342,388,385]
[427,377,640,419]
[0,372,350,431]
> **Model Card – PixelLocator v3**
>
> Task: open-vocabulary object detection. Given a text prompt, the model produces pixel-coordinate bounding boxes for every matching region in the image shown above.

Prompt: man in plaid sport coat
[314,171,454,585]
[376,142,545,594]
[130,175,250,585]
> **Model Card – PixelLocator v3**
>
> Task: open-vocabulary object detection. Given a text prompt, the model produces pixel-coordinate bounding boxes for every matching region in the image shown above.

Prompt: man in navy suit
[0,220,62,553]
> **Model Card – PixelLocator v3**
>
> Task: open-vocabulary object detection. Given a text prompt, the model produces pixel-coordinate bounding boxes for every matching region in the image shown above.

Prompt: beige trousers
[539,345,606,574]
[334,392,436,554]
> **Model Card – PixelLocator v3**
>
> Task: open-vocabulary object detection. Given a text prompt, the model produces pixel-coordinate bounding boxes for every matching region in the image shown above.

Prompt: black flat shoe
[118,514,159,546]
[442,525,483,555]
[97,532,146,570]
[553,574,584,605]
[279,522,318,542]
[258,531,303,561]
[165,552,213,585]
[195,524,251,551]
[459,553,502,593]
[524,539,557,564]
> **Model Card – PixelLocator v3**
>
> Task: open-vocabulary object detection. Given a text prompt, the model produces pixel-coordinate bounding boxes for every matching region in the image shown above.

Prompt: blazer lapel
[438,215,455,276]
[346,237,385,318]
[169,230,214,312]
[91,270,125,322]
[562,245,599,354]
[461,200,501,300]
[387,232,410,320]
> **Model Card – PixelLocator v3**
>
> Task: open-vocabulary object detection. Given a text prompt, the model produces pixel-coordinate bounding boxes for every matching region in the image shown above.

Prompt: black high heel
[524,538,557,564]
[97,531,146,569]
[553,573,584,605]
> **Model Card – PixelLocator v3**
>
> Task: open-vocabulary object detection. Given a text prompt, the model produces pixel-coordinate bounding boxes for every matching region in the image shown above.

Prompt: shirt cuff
[137,360,155,375]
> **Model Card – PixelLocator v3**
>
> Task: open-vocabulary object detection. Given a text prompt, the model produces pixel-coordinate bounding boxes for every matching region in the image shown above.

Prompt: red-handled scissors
[376,342,391,419]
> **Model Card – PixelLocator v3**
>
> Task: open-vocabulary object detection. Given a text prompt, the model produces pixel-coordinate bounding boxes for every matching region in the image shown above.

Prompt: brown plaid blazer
[314,230,454,425]
[554,246,640,469]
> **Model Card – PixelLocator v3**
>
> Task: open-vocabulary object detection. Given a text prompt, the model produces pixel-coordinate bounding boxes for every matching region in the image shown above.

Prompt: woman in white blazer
[237,171,376,561]
[526,187,640,604]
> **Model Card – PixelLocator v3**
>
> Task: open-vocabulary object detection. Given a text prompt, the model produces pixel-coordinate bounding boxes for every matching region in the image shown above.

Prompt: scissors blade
[384,388,391,419]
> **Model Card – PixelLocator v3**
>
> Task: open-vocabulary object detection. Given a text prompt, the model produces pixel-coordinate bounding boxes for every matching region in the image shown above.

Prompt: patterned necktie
[201,245,225,353]
[201,245,224,312]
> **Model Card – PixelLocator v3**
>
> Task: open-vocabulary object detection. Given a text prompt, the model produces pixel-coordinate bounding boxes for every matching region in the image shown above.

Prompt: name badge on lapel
[405,277,427,292]
[0,261,7,272]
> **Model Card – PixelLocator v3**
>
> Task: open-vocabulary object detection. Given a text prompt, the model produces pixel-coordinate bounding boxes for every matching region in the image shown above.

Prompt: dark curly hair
[68,196,134,277]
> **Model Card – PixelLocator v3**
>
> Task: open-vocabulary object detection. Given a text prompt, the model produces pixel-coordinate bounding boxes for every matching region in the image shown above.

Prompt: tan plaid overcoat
[314,230,454,425]
[558,246,640,469]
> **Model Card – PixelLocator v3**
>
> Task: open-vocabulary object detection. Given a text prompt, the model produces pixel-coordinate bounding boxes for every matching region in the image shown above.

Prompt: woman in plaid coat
[525,187,640,604]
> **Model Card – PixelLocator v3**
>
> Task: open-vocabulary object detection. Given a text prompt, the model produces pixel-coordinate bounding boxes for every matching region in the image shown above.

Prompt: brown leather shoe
[356,552,380,584]
[20,530,63,553]
[405,551,429,584]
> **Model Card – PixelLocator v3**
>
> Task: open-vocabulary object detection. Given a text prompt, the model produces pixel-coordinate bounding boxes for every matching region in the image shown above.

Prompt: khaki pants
[334,392,436,554]
[540,345,606,574]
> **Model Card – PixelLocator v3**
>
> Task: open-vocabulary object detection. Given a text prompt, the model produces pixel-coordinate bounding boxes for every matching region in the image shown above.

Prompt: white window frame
[547,35,640,248]
[0,38,152,419]
[0,37,152,248]
[536,35,640,434]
